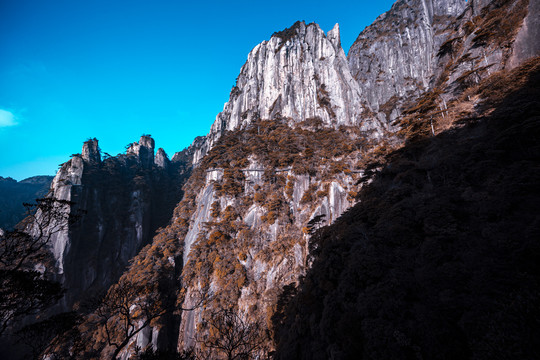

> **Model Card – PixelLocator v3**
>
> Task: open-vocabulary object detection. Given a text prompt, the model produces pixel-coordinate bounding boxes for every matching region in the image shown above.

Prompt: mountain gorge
[2,0,539,359]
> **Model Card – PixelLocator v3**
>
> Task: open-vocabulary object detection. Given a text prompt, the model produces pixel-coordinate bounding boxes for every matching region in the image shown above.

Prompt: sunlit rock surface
[193,21,383,164]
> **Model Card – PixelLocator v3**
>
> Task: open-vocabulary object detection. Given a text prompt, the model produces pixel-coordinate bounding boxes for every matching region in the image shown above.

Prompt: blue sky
[0,0,395,180]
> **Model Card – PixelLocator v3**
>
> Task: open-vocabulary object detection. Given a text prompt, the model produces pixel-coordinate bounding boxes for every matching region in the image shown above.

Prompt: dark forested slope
[273,57,540,360]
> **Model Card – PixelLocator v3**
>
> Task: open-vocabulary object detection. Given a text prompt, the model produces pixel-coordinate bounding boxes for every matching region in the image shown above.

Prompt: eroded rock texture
[348,0,467,124]
[45,137,189,310]
[193,21,384,164]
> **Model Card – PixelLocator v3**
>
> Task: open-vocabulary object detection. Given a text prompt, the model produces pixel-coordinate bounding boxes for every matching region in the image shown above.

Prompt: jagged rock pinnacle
[192,20,384,164]
[327,23,341,50]
[126,135,155,168]
[155,147,170,169]
[82,138,101,163]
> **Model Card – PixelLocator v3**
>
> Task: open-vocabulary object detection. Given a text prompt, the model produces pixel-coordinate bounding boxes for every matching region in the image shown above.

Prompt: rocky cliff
[43,136,190,310]
[31,0,540,358]
[348,0,538,129]
[391,0,533,140]
[177,122,365,353]
[177,0,539,356]
[192,21,385,165]
[348,0,467,124]
[192,0,534,165]
[273,53,540,360]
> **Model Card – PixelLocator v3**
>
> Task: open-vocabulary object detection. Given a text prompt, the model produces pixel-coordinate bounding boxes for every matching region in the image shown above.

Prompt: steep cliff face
[194,0,532,165]
[433,0,531,86]
[177,123,365,352]
[348,0,467,123]
[176,0,538,356]
[393,0,533,139]
[45,136,189,310]
[347,0,536,126]
[193,21,382,165]
[508,0,540,67]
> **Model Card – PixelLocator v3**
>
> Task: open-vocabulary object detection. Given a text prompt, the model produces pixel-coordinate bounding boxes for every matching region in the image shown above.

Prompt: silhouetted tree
[0,198,77,336]
[1,198,73,271]
[306,214,326,235]
[15,311,81,360]
[95,278,167,360]
[95,278,207,360]
[198,309,268,360]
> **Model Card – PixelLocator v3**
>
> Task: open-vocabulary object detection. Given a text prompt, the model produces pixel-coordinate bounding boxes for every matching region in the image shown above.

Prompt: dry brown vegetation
[171,118,376,355]
[471,0,529,48]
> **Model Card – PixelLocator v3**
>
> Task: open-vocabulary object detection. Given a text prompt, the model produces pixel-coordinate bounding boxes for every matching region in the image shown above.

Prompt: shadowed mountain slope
[273,57,540,360]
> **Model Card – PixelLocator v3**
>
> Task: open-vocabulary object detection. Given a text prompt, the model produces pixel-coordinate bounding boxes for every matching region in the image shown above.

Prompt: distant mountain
[0,175,53,230]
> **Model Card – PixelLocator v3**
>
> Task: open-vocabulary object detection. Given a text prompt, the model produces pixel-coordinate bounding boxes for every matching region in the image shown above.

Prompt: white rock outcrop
[193,21,384,164]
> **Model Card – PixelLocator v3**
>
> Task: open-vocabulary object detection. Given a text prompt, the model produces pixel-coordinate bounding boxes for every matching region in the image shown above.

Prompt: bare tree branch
[0,198,79,336]
[196,308,268,360]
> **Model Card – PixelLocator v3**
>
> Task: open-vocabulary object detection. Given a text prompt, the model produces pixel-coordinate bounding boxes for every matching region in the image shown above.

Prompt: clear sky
[0,0,396,180]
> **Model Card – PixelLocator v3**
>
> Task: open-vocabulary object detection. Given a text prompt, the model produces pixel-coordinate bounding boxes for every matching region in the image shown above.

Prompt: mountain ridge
[3,0,539,359]
[191,19,383,165]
